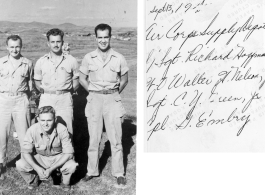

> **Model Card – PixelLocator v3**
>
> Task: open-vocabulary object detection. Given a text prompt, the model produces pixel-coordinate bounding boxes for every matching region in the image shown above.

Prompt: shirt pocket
[109,61,120,83]
[0,68,9,87]
[19,65,29,85]
[88,64,98,82]
[59,65,72,83]
[21,65,29,78]
[35,143,47,155]
[109,63,120,73]
[0,68,9,77]
[52,142,62,153]
[42,66,52,86]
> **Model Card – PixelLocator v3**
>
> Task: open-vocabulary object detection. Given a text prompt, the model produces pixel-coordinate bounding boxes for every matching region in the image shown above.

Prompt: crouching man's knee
[16,159,33,172]
[60,159,78,174]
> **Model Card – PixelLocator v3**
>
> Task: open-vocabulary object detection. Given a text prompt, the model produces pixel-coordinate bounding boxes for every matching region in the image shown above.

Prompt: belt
[89,88,118,94]
[43,90,70,95]
[0,91,26,96]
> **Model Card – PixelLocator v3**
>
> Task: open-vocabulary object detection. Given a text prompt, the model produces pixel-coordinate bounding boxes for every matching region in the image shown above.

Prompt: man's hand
[60,166,69,174]
[121,116,125,123]
[30,89,40,101]
[35,166,47,180]
[79,72,90,93]
[119,72,128,93]
[43,168,53,179]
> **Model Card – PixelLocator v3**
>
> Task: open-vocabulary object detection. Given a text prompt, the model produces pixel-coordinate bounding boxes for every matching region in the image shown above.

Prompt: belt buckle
[102,90,108,94]
[56,91,61,95]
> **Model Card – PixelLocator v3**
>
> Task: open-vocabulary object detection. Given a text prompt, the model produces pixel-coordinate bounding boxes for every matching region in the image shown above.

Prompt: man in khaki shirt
[79,23,129,185]
[16,106,77,191]
[0,35,33,180]
[34,28,79,136]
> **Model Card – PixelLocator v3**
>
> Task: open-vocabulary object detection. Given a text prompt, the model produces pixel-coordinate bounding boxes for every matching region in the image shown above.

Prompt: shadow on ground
[71,87,137,184]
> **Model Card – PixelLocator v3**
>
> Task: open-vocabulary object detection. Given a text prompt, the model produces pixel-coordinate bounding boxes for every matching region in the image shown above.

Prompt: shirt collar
[91,48,116,58]
[2,55,27,64]
[38,122,58,137]
[43,52,68,60]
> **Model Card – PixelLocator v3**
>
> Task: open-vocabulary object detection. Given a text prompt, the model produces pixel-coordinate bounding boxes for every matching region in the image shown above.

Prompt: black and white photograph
[0,0,137,194]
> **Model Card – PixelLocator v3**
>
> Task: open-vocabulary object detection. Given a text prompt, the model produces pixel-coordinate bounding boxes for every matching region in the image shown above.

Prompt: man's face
[96,29,110,52]
[47,35,63,54]
[6,39,21,58]
[38,113,55,133]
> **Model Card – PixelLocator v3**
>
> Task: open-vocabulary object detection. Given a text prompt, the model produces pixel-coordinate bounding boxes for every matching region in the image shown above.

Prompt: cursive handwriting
[147,14,265,50]
[147,89,167,126]
[148,115,169,141]
[196,108,250,136]
[146,0,265,144]
[175,90,202,130]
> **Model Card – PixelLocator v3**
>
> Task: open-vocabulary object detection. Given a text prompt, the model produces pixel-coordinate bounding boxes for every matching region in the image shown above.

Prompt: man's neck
[9,55,22,68]
[98,46,111,54]
[9,54,22,61]
[50,51,63,60]
[43,128,54,136]
[98,47,111,61]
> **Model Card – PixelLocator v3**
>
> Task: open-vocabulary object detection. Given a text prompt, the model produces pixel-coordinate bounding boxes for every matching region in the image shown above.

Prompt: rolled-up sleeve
[34,59,42,80]
[120,55,129,75]
[79,56,89,75]
[21,130,34,154]
[60,127,74,154]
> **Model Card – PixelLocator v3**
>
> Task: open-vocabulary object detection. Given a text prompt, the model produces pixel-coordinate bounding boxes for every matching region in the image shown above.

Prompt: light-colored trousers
[39,93,73,135]
[85,92,125,177]
[0,93,30,164]
[16,153,77,185]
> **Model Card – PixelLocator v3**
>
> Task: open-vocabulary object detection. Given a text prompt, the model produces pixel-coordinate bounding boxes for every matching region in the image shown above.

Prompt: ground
[0,25,137,195]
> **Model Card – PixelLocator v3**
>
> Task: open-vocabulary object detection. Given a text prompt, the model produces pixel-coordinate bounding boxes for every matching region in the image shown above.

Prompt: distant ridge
[0,21,137,37]
[0,21,52,28]
[0,21,81,30]
[58,23,78,28]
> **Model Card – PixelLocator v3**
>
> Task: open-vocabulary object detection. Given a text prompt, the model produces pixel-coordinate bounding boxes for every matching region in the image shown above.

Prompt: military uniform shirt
[21,122,74,156]
[0,55,33,93]
[79,48,129,91]
[34,53,79,91]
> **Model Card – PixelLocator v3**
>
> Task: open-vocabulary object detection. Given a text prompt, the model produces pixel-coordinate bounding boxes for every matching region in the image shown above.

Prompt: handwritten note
[145,0,265,152]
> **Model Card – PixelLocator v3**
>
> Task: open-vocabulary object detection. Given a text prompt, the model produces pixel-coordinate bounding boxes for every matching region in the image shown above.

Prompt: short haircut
[94,23,112,37]
[46,28,64,41]
[6,35,22,46]
[36,106,56,118]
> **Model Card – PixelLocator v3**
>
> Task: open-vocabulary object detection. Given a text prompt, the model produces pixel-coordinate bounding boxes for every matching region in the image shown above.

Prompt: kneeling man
[16,106,77,191]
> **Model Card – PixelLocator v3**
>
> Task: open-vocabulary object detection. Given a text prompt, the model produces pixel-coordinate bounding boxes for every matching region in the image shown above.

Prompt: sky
[0,0,137,27]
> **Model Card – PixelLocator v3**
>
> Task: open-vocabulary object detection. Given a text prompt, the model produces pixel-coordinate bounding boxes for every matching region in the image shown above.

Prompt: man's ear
[54,116,57,123]
[37,117,40,122]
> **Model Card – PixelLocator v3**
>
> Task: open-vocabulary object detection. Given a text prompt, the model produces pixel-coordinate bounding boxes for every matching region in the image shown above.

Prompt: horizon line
[0,20,137,28]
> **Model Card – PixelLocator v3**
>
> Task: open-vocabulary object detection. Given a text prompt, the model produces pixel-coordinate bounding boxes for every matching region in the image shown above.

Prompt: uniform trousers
[38,93,73,135]
[16,153,77,185]
[85,91,125,177]
[0,93,30,164]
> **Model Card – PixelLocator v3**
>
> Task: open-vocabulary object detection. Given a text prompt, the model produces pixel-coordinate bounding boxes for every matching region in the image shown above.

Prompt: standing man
[0,35,33,180]
[79,23,129,185]
[16,106,78,191]
[34,29,79,136]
